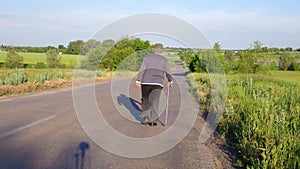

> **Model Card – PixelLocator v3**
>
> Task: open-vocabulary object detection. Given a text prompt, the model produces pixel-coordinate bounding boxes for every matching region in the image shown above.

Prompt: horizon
[1,38,299,51]
[1,41,300,51]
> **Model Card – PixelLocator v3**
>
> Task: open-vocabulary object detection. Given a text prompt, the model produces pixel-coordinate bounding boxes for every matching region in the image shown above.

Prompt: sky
[1,0,300,49]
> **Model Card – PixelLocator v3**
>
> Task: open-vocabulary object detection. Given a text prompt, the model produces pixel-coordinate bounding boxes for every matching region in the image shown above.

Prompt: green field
[269,71,300,85]
[193,70,300,86]
[0,51,79,65]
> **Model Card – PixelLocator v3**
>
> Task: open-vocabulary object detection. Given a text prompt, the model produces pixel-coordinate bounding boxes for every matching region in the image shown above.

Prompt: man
[136,43,173,126]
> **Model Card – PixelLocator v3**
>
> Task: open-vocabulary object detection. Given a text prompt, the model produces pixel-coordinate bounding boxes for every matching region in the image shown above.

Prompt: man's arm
[136,57,147,88]
[165,59,173,88]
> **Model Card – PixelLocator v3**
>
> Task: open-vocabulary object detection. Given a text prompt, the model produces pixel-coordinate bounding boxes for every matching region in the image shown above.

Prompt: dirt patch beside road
[0,76,112,97]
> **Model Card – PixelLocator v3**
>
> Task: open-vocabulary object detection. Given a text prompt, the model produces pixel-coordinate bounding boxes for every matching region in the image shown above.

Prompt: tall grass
[0,69,28,85]
[0,69,71,85]
[224,76,299,168]
[196,73,300,168]
[0,69,111,96]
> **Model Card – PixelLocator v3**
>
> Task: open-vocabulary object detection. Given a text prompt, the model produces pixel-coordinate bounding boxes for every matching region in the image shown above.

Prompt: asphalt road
[0,63,221,169]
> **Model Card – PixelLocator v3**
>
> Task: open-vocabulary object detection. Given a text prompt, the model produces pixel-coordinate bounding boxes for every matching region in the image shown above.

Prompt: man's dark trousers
[141,84,163,123]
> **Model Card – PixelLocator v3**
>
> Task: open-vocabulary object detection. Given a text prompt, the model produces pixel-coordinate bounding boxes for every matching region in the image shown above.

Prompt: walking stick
[165,87,170,126]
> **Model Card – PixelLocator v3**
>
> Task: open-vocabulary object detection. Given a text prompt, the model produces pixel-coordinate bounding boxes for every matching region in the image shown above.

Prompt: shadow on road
[74,141,90,169]
[117,94,143,123]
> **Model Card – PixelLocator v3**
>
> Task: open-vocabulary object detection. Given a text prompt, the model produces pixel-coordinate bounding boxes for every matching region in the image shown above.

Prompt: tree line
[3,39,300,72]
[80,38,151,70]
[1,38,150,56]
[2,39,300,54]
[180,40,300,73]
[2,38,152,70]
[1,40,88,55]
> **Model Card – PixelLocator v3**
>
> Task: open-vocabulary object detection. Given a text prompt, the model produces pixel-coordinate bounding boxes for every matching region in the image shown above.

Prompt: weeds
[196,73,299,168]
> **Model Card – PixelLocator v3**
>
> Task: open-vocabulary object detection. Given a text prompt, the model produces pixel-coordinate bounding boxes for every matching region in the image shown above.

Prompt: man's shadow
[74,141,89,169]
[117,94,143,123]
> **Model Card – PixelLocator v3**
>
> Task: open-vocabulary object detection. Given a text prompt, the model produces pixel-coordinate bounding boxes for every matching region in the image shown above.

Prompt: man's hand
[167,82,172,88]
[136,82,141,88]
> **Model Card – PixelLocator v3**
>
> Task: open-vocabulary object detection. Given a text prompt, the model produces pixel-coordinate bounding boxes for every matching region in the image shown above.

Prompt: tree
[66,40,85,55]
[269,47,279,54]
[213,42,225,66]
[279,52,292,71]
[102,39,115,48]
[58,44,65,49]
[179,50,196,66]
[261,47,269,53]
[285,47,293,52]
[46,49,61,68]
[189,53,206,73]
[224,50,234,62]
[269,61,278,70]
[82,47,104,70]
[114,47,138,71]
[224,50,235,72]
[237,50,256,73]
[99,38,152,71]
[289,60,299,71]
[80,38,152,71]
[253,40,263,52]
[213,42,221,54]
[5,51,24,68]
[131,38,151,51]
[58,44,66,54]
[81,39,101,55]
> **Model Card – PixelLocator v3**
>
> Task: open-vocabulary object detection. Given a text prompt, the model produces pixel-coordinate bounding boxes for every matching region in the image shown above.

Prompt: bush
[46,49,61,68]
[5,51,24,69]
[35,71,64,83]
[289,61,300,71]
[35,62,47,69]
[59,64,67,69]
[72,69,96,78]
[24,64,35,69]
[0,62,4,68]
[0,74,4,85]
[3,69,28,86]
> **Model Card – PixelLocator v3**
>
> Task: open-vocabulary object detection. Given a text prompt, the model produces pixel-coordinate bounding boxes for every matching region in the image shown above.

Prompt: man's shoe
[141,117,149,125]
[149,122,157,126]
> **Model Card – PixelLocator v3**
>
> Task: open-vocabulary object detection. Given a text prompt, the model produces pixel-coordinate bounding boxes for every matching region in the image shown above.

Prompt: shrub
[35,70,64,83]
[5,51,24,68]
[46,49,61,68]
[3,69,28,86]
[35,62,47,69]
[59,64,67,69]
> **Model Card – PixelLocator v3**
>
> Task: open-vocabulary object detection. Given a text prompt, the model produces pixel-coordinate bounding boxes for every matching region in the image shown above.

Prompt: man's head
[154,43,163,54]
